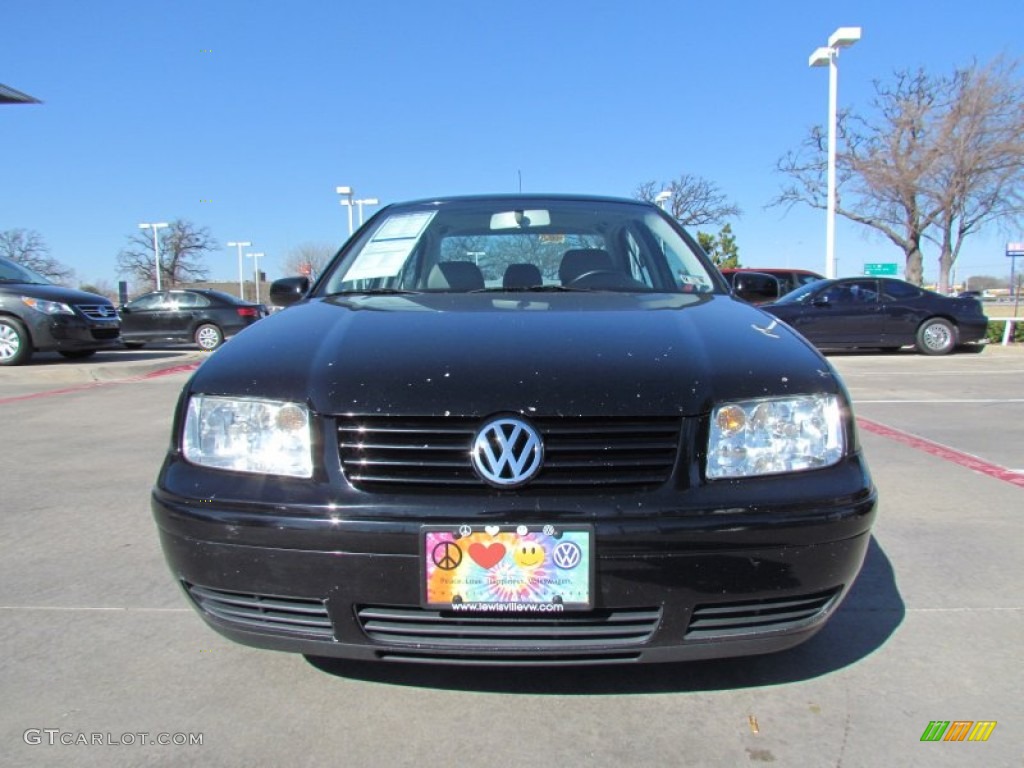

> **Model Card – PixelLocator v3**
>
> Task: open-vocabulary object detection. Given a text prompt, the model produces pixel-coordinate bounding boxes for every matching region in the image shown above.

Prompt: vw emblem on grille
[471,416,543,487]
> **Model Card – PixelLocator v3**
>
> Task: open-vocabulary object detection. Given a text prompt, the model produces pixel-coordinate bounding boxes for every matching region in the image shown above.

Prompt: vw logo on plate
[471,416,543,488]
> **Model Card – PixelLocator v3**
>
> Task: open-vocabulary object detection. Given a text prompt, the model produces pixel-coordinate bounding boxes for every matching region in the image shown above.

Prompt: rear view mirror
[490,209,551,230]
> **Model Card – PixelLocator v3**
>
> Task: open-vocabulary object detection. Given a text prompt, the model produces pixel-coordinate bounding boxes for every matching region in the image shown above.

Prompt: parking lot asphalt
[1,344,1021,767]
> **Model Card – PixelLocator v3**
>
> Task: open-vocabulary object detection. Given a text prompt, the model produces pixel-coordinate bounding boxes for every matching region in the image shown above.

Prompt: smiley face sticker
[512,541,546,569]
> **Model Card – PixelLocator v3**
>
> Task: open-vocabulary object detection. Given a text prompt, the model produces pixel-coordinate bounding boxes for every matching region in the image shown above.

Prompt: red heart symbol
[468,542,506,569]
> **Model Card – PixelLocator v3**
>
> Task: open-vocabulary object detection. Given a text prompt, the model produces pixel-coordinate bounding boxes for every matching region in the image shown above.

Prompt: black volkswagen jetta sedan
[153,195,877,665]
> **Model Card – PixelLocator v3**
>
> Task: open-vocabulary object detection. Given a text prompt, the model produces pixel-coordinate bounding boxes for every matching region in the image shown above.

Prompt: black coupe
[762,277,988,355]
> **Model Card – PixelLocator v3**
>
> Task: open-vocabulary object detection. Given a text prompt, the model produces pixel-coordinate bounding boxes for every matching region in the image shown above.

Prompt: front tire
[916,318,956,355]
[194,323,223,351]
[0,317,32,366]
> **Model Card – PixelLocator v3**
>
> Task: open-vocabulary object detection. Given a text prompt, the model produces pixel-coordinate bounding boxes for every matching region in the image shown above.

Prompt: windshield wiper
[468,285,597,293]
[325,288,421,297]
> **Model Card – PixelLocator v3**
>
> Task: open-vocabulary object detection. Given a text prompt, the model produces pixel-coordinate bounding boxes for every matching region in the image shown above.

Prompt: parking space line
[0,606,191,612]
[858,417,1024,489]
[857,399,1024,404]
[841,369,1024,376]
[0,362,199,406]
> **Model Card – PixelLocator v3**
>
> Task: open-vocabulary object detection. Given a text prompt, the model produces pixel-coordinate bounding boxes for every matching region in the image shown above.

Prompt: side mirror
[733,273,781,304]
[270,276,310,307]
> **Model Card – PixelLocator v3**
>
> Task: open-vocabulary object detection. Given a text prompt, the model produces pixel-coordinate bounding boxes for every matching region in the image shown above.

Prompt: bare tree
[0,228,74,284]
[635,174,741,227]
[77,279,118,303]
[117,219,216,290]
[282,242,337,280]
[925,59,1024,291]
[773,57,1024,289]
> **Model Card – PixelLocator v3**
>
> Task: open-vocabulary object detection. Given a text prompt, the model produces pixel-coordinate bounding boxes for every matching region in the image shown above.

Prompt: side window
[127,293,164,310]
[173,293,200,308]
[848,280,879,303]
[881,280,921,301]
[819,281,877,304]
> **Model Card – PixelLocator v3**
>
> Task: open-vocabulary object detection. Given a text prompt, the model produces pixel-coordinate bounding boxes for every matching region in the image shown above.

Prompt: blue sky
[2,0,1021,289]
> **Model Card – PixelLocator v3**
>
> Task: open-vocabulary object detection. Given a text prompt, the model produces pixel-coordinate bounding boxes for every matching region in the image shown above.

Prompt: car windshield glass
[318,198,720,295]
[0,256,52,285]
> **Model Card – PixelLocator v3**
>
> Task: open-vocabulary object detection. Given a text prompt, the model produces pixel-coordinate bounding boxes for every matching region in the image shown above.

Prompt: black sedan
[0,255,120,365]
[762,277,988,355]
[119,288,266,351]
[153,194,876,666]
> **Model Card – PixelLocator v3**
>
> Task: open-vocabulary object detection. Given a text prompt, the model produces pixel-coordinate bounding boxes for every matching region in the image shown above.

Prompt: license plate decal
[422,524,593,611]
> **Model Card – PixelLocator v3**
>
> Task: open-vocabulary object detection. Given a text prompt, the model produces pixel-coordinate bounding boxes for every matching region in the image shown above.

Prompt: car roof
[382,193,653,208]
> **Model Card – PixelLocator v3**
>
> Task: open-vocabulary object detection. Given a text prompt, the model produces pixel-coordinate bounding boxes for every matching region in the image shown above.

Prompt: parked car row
[1,255,267,367]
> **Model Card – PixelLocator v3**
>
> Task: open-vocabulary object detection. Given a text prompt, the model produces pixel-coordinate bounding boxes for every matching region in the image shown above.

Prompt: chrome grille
[685,588,841,641]
[185,583,334,640]
[338,416,682,491]
[76,303,118,320]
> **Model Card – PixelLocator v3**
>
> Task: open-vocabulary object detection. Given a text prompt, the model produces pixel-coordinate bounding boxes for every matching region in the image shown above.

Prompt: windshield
[318,198,721,295]
[0,255,52,285]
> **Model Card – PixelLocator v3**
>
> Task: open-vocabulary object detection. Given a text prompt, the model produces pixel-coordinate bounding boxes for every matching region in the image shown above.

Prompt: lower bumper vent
[357,605,662,653]
[685,588,841,641]
[185,583,334,640]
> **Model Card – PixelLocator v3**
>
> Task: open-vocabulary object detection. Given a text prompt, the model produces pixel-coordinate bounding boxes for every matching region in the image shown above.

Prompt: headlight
[21,296,73,315]
[183,396,313,478]
[707,394,845,479]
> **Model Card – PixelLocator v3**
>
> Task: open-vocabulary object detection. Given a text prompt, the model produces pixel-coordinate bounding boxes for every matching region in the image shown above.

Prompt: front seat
[503,263,543,289]
[426,261,485,290]
[559,249,615,285]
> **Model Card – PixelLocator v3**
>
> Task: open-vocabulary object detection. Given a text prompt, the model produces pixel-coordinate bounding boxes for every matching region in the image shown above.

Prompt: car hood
[188,293,840,417]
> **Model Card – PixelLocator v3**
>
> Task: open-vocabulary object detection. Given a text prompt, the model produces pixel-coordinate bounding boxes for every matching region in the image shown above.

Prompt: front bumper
[25,312,120,353]
[152,460,877,665]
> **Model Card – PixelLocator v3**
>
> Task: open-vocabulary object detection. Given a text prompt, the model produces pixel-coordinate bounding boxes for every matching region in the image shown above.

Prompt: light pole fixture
[336,186,354,237]
[654,190,672,212]
[226,241,252,299]
[354,197,379,227]
[139,222,169,290]
[247,252,265,304]
[809,26,861,279]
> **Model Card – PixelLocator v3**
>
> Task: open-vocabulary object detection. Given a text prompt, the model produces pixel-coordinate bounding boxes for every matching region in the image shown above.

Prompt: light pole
[226,241,252,299]
[139,222,169,290]
[336,186,354,237]
[354,197,379,226]
[655,190,672,212]
[247,252,265,304]
[809,26,861,279]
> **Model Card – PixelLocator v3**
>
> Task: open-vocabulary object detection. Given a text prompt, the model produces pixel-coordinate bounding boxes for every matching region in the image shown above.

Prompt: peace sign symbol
[432,541,463,571]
